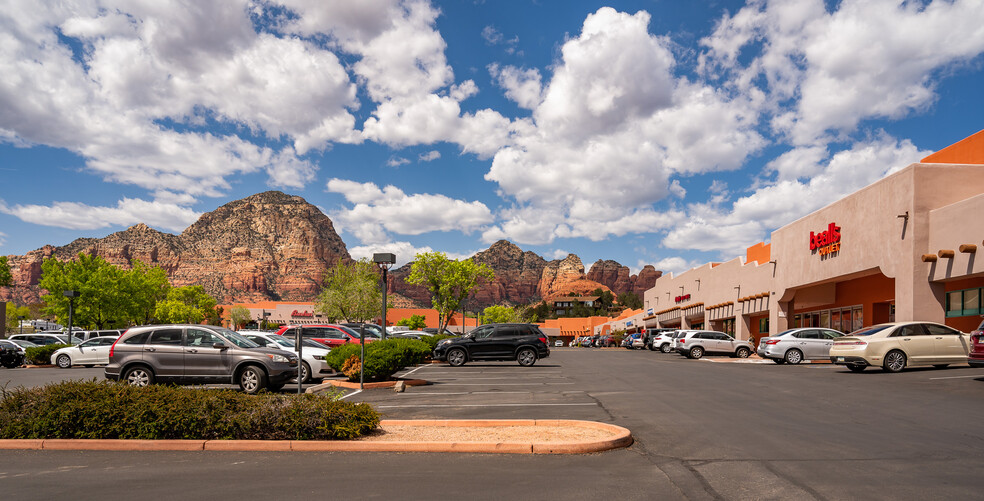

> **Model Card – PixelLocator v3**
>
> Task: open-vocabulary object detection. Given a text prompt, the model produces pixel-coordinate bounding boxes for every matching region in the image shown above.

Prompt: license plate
[836,357,845,362]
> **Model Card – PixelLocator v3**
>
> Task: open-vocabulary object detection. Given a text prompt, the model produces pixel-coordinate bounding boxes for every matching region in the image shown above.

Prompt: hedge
[325,338,431,382]
[24,344,72,365]
[0,380,380,440]
[424,334,456,351]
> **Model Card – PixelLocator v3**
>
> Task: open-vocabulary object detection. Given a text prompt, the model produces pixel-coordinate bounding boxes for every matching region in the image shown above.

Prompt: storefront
[633,129,984,339]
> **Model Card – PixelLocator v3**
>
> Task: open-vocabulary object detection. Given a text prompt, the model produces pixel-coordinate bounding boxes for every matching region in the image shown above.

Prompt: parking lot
[4,348,984,500]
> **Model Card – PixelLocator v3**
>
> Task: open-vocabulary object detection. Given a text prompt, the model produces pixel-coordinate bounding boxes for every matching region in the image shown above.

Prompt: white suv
[675,330,753,359]
[649,330,679,353]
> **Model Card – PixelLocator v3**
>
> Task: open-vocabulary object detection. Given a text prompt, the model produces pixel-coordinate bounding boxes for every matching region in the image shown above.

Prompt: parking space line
[338,389,362,400]
[432,382,575,386]
[375,403,597,409]
[929,374,984,380]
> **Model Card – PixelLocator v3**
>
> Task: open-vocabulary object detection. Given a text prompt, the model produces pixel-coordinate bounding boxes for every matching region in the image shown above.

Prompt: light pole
[18,315,25,334]
[373,253,396,339]
[63,290,80,344]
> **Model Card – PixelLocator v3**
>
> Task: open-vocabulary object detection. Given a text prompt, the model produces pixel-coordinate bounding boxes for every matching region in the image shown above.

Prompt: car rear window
[850,325,892,336]
[122,331,151,345]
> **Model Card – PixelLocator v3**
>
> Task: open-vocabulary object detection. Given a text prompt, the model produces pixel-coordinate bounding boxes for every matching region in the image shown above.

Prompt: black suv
[433,323,550,367]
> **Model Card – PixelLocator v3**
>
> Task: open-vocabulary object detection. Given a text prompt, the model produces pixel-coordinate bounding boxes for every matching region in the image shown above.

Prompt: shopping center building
[602,129,984,341]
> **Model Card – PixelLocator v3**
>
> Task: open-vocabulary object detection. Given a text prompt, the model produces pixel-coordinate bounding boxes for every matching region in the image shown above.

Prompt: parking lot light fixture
[63,290,80,344]
[373,253,396,340]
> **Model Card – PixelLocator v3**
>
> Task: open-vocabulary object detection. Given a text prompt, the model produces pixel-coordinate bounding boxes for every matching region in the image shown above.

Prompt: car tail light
[765,339,781,345]
[679,339,686,344]
[109,335,122,358]
[835,340,867,347]
[538,336,547,344]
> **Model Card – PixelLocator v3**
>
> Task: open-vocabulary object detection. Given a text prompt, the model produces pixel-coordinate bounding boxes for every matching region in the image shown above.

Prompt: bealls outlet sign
[810,223,841,257]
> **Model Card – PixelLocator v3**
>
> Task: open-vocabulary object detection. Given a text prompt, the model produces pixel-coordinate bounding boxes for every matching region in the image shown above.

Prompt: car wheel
[517,347,537,367]
[56,354,72,369]
[661,343,672,353]
[648,343,656,351]
[735,347,751,358]
[883,350,906,373]
[689,346,704,359]
[847,364,866,373]
[447,348,467,367]
[2,360,20,368]
[772,358,785,364]
[239,365,268,394]
[298,361,311,383]
[123,365,154,387]
[784,349,803,365]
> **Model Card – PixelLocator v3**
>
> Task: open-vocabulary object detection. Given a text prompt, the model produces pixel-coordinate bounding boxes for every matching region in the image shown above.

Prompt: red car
[969,318,984,368]
[274,324,377,348]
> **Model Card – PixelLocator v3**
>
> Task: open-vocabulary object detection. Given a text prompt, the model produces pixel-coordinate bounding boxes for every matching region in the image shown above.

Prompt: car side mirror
[213,342,228,350]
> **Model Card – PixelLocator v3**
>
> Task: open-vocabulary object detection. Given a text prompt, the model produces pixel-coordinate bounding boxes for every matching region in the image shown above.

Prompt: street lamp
[18,315,25,334]
[63,290,80,344]
[373,253,396,339]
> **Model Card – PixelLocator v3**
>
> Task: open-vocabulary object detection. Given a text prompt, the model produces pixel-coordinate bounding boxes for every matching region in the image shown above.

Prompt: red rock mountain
[1,191,350,304]
[1,192,660,309]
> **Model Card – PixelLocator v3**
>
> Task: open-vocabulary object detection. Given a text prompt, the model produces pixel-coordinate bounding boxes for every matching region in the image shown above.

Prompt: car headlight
[313,355,325,360]
[267,354,290,363]
[438,339,452,347]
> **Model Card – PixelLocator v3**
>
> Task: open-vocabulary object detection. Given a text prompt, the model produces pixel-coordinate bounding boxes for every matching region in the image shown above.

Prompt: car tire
[661,343,672,353]
[847,364,866,373]
[689,346,704,359]
[123,365,155,387]
[56,354,72,369]
[239,365,268,394]
[735,347,751,358]
[447,348,467,367]
[784,349,803,365]
[648,343,657,351]
[298,362,312,383]
[883,350,906,373]
[517,347,537,367]
[2,360,20,368]
[772,358,785,364]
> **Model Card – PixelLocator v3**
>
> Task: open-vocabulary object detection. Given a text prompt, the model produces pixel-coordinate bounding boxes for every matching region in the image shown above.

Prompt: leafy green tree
[618,291,643,310]
[406,252,494,333]
[482,305,518,324]
[6,302,31,330]
[316,258,382,323]
[120,260,171,325]
[530,301,551,322]
[396,314,428,330]
[230,305,252,329]
[39,253,129,329]
[153,285,217,324]
[0,255,12,287]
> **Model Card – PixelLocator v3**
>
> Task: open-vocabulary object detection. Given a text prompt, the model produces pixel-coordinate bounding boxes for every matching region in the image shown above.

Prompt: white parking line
[376,403,597,409]
[400,391,539,395]
[432,382,575,386]
[420,376,566,380]
[338,389,362,400]
[929,374,984,380]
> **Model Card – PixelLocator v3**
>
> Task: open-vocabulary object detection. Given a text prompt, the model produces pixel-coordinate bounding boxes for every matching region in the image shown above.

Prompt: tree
[153,285,217,324]
[406,252,494,333]
[396,314,427,330]
[230,305,252,329]
[120,260,170,325]
[39,253,128,329]
[315,258,381,323]
[0,255,12,287]
[482,305,519,324]
[618,291,643,310]
[6,302,31,330]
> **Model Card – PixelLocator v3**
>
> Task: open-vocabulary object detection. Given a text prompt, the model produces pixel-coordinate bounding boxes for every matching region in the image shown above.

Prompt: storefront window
[852,307,863,332]
[947,287,983,317]
[831,310,841,333]
[722,319,735,336]
[964,289,980,311]
[758,317,769,334]
[820,311,829,329]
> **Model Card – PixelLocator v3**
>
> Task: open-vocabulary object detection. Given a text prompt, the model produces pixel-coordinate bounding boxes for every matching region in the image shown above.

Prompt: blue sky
[1,0,982,275]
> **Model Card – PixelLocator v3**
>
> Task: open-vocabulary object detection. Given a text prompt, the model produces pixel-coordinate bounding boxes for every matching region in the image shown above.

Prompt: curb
[0,419,632,454]
[327,378,429,390]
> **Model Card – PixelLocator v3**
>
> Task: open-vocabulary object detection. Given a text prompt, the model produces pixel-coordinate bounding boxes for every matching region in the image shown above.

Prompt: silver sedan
[759,328,844,364]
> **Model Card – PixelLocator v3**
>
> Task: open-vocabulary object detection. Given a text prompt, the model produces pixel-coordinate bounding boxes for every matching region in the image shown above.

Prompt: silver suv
[105,325,298,394]
[675,330,753,359]
[649,330,679,353]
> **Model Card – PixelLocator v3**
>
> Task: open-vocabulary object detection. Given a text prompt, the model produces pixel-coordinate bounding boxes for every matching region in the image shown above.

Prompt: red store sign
[675,294,691,303]
[291,310,313,317]
[810,222,841,256]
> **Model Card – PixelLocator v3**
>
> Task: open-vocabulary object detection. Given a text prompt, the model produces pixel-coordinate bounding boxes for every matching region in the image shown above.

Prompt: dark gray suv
[105,325,298,394]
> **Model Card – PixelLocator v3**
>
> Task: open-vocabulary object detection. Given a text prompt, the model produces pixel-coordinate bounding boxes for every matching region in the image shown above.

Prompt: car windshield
[337,325,370,338]
[213,327,260,348]
[12,340,38,347]
[346,325,381,338]
[301,339,327,349]
[268,336,295,347]
[848,325,893,336]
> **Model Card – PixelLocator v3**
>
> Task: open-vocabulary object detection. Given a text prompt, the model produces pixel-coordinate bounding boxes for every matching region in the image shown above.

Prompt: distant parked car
[969,319,984,368]
[340,323,385,339]
[676,330,753,359]
[0,339,29,356]
[51,336,119,368]
[433,323,550,367]
[649,330,679,353]
[106,324,298,394]
[830,322,971,373]
[274,324,376,348]
[243,332,332,383]
[758,328,844,364]
[555,339,564,347]
[0,342,25,368]
[8,333,78,346]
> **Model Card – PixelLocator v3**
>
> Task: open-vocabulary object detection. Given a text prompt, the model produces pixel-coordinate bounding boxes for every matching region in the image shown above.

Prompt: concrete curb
[0,419,632,454]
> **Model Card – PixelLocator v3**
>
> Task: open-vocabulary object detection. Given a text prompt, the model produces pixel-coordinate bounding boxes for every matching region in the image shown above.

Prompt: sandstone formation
[1,191,350,304]
[538,254,612,301]
[470,240,547,306]
[586,260,662,297]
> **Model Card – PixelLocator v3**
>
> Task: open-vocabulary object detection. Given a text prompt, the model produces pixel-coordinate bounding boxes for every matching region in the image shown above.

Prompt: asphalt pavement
[3,348,984,500]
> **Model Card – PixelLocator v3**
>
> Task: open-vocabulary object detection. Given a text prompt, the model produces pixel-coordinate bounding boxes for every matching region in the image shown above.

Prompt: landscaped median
[0,419,632,454]
[0,380,632,454]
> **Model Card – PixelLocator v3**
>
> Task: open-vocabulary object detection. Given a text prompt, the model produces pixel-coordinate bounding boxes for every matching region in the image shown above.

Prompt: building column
[681,314,690,329]
[735,313,751,342]
[771,298,793,336]
[896,273,945,323]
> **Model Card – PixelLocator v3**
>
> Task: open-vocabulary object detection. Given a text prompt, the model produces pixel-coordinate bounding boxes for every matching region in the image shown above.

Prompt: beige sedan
[829,321,971,373]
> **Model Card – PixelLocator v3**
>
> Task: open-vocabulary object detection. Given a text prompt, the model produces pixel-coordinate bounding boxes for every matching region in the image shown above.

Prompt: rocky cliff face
[470,240,547,305]
[1,191,350,304]
[538,254,612,301]
[586,260,662,297]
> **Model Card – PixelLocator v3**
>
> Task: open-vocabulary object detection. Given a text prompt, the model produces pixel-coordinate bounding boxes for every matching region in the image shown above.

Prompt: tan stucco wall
[927,192,984,281]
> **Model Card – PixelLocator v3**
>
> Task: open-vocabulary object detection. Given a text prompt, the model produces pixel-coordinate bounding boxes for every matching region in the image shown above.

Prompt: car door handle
[144,347,156,352]
[935,337,943,340]
[185,349,198,353]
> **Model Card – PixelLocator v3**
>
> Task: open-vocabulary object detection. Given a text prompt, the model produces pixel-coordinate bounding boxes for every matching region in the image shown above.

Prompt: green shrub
[424,334,456,351]
[0,380,380,440]
[324,339,431,382]
[24,344,71,365]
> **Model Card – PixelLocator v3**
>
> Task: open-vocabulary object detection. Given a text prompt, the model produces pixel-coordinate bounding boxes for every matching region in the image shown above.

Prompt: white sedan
[51,336,118,368]
[242,332,333,383]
